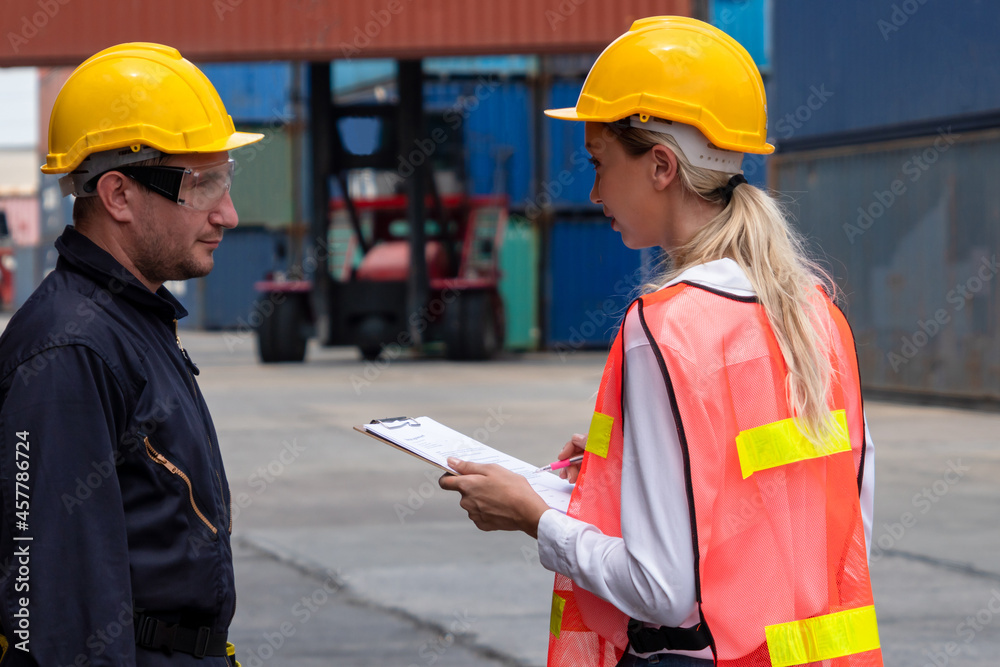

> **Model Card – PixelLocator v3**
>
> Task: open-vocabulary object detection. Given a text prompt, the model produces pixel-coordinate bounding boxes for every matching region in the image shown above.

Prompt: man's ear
[649,144,679,192]
[95,171,140,223]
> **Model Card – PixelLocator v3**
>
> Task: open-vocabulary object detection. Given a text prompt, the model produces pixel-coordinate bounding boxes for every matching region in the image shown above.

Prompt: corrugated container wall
[772,0,1000,143]
[425,78,534,204]
[772,0,1000,401]
[198,63,295,124]
[772,130,1000,399]
[546,220,650,349]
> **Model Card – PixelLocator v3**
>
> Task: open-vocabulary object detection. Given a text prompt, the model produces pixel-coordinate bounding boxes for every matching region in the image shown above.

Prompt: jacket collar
[55,225,189,324]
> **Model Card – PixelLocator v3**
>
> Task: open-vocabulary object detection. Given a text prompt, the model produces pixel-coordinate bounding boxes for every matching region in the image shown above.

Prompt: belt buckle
[136,615,158,647]
[192,625,212,658]
[194,626,212,658]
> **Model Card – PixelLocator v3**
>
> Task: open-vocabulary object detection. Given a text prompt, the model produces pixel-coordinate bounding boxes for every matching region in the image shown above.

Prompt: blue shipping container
[772,0,1000,143]
[544,79,598,208]
[711,0,771,72]
[176,227,279,330]
[425,79,535,205]
[546,220,648,349]
[198,62,295,124]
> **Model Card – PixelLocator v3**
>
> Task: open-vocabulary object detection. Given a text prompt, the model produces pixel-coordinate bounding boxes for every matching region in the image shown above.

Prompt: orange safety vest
[548,282,883,667]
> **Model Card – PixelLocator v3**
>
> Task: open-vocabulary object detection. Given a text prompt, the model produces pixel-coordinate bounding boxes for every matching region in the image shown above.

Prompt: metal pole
[398,59,428,346]
[307,61,332,343]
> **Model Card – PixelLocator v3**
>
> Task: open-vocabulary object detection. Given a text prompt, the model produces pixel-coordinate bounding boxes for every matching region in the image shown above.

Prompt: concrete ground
[4,311,1000,666]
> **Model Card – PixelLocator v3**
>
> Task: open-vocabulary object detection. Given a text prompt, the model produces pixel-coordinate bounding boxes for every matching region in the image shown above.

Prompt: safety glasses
[118,159,236,211]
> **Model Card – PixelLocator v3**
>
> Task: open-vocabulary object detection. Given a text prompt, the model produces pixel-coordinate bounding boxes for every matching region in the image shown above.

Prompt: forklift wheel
[359,343,382,361]
[257,294,308,363]
[443,290,504,361]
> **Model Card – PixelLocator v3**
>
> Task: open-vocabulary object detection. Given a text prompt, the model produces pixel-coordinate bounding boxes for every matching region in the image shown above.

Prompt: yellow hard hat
[545,16,773,155]
[42,42,264,174]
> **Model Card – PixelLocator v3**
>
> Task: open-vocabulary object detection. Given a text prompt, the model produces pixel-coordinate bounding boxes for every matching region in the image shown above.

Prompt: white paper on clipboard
[363,416,575,513]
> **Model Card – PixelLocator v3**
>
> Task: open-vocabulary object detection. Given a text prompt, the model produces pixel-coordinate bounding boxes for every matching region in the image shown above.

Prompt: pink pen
[538,455,584,472]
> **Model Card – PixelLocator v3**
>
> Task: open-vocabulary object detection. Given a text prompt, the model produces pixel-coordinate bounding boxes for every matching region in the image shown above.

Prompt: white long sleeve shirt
[537,259,876,659]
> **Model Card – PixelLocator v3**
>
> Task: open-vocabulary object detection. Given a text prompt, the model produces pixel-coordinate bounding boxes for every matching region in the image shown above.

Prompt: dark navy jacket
[0,227,235,666]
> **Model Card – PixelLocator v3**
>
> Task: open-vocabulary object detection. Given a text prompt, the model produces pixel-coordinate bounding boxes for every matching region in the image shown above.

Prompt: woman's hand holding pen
[555,433,587,483]
[439,459,550,538]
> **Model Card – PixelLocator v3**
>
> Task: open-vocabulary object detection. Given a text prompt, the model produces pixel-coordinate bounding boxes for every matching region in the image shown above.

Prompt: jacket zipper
[216,469,232,534]
[173,318,199,385]
[144,436,218,536]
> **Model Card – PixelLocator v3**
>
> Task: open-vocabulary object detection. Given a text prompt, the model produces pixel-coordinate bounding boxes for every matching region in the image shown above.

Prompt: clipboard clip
[371,416,420,429]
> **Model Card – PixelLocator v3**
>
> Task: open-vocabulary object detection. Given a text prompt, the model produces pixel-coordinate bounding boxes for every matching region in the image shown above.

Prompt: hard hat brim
[41,131,266,175]
[544,107,587,121]
[217,131,266,152]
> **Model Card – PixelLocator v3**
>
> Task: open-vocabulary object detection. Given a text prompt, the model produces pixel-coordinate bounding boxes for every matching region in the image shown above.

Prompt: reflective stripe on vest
[547,283,883,667]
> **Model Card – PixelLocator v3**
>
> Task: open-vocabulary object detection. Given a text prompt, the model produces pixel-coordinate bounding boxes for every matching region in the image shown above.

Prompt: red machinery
[253,61,508,363]
[255,192,507,361]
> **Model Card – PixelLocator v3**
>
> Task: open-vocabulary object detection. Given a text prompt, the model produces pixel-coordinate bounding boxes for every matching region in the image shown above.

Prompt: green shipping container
[499,215,540,350]
[229,123,297,227]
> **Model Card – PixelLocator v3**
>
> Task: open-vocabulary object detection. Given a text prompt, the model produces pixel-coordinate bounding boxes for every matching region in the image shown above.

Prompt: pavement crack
[883,548,1000,582]
[235,533,531,667]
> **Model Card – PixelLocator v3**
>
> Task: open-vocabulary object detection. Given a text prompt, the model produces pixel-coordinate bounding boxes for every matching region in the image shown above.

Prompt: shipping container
[0,195,40,248]
[424,78,535,204]
[202,227,281,330]
[198,62,296,125]
[229,123,298,227]
[176,227,281,330]
[710,0,770,72]
[498,215,540,350]
[545,218,651,349]
[0,0,691,67]
[543,78,598,208]
[0,150,39,197]
[772,0,1000,148]
[771,127,1000,400]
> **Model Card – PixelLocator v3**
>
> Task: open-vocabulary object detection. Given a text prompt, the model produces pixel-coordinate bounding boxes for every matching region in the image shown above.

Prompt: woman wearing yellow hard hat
[441,16,883,667]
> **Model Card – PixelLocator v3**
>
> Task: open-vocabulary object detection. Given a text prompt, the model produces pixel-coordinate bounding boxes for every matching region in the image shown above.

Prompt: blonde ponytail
[612,125,842,447]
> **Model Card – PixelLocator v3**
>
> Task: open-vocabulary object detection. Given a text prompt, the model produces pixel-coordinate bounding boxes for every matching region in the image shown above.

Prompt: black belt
[626,617,713,654]
[134,611,229,658]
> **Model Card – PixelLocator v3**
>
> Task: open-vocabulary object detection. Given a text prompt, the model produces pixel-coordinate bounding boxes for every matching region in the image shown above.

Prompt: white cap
[628,115,744,174]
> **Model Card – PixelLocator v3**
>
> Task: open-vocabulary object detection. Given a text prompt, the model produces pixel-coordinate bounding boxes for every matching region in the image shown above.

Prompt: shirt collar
[55,225,189,323]
[663,258,756,298]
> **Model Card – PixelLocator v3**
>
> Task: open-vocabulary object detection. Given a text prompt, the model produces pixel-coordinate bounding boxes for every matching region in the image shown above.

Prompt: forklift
[254,61,507,362]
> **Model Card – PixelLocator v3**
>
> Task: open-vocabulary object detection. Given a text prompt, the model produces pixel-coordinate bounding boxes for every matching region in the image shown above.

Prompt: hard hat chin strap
[627,115,744,174]
[59,145,165,198]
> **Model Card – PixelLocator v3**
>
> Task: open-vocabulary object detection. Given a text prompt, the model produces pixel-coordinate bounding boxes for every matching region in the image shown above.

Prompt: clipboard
[355,415,575,513]
[353,421,456,475]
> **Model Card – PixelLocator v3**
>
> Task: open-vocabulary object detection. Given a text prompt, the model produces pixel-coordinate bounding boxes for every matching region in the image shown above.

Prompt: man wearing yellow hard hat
[0,43,261,664]
[442,17,882,667]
